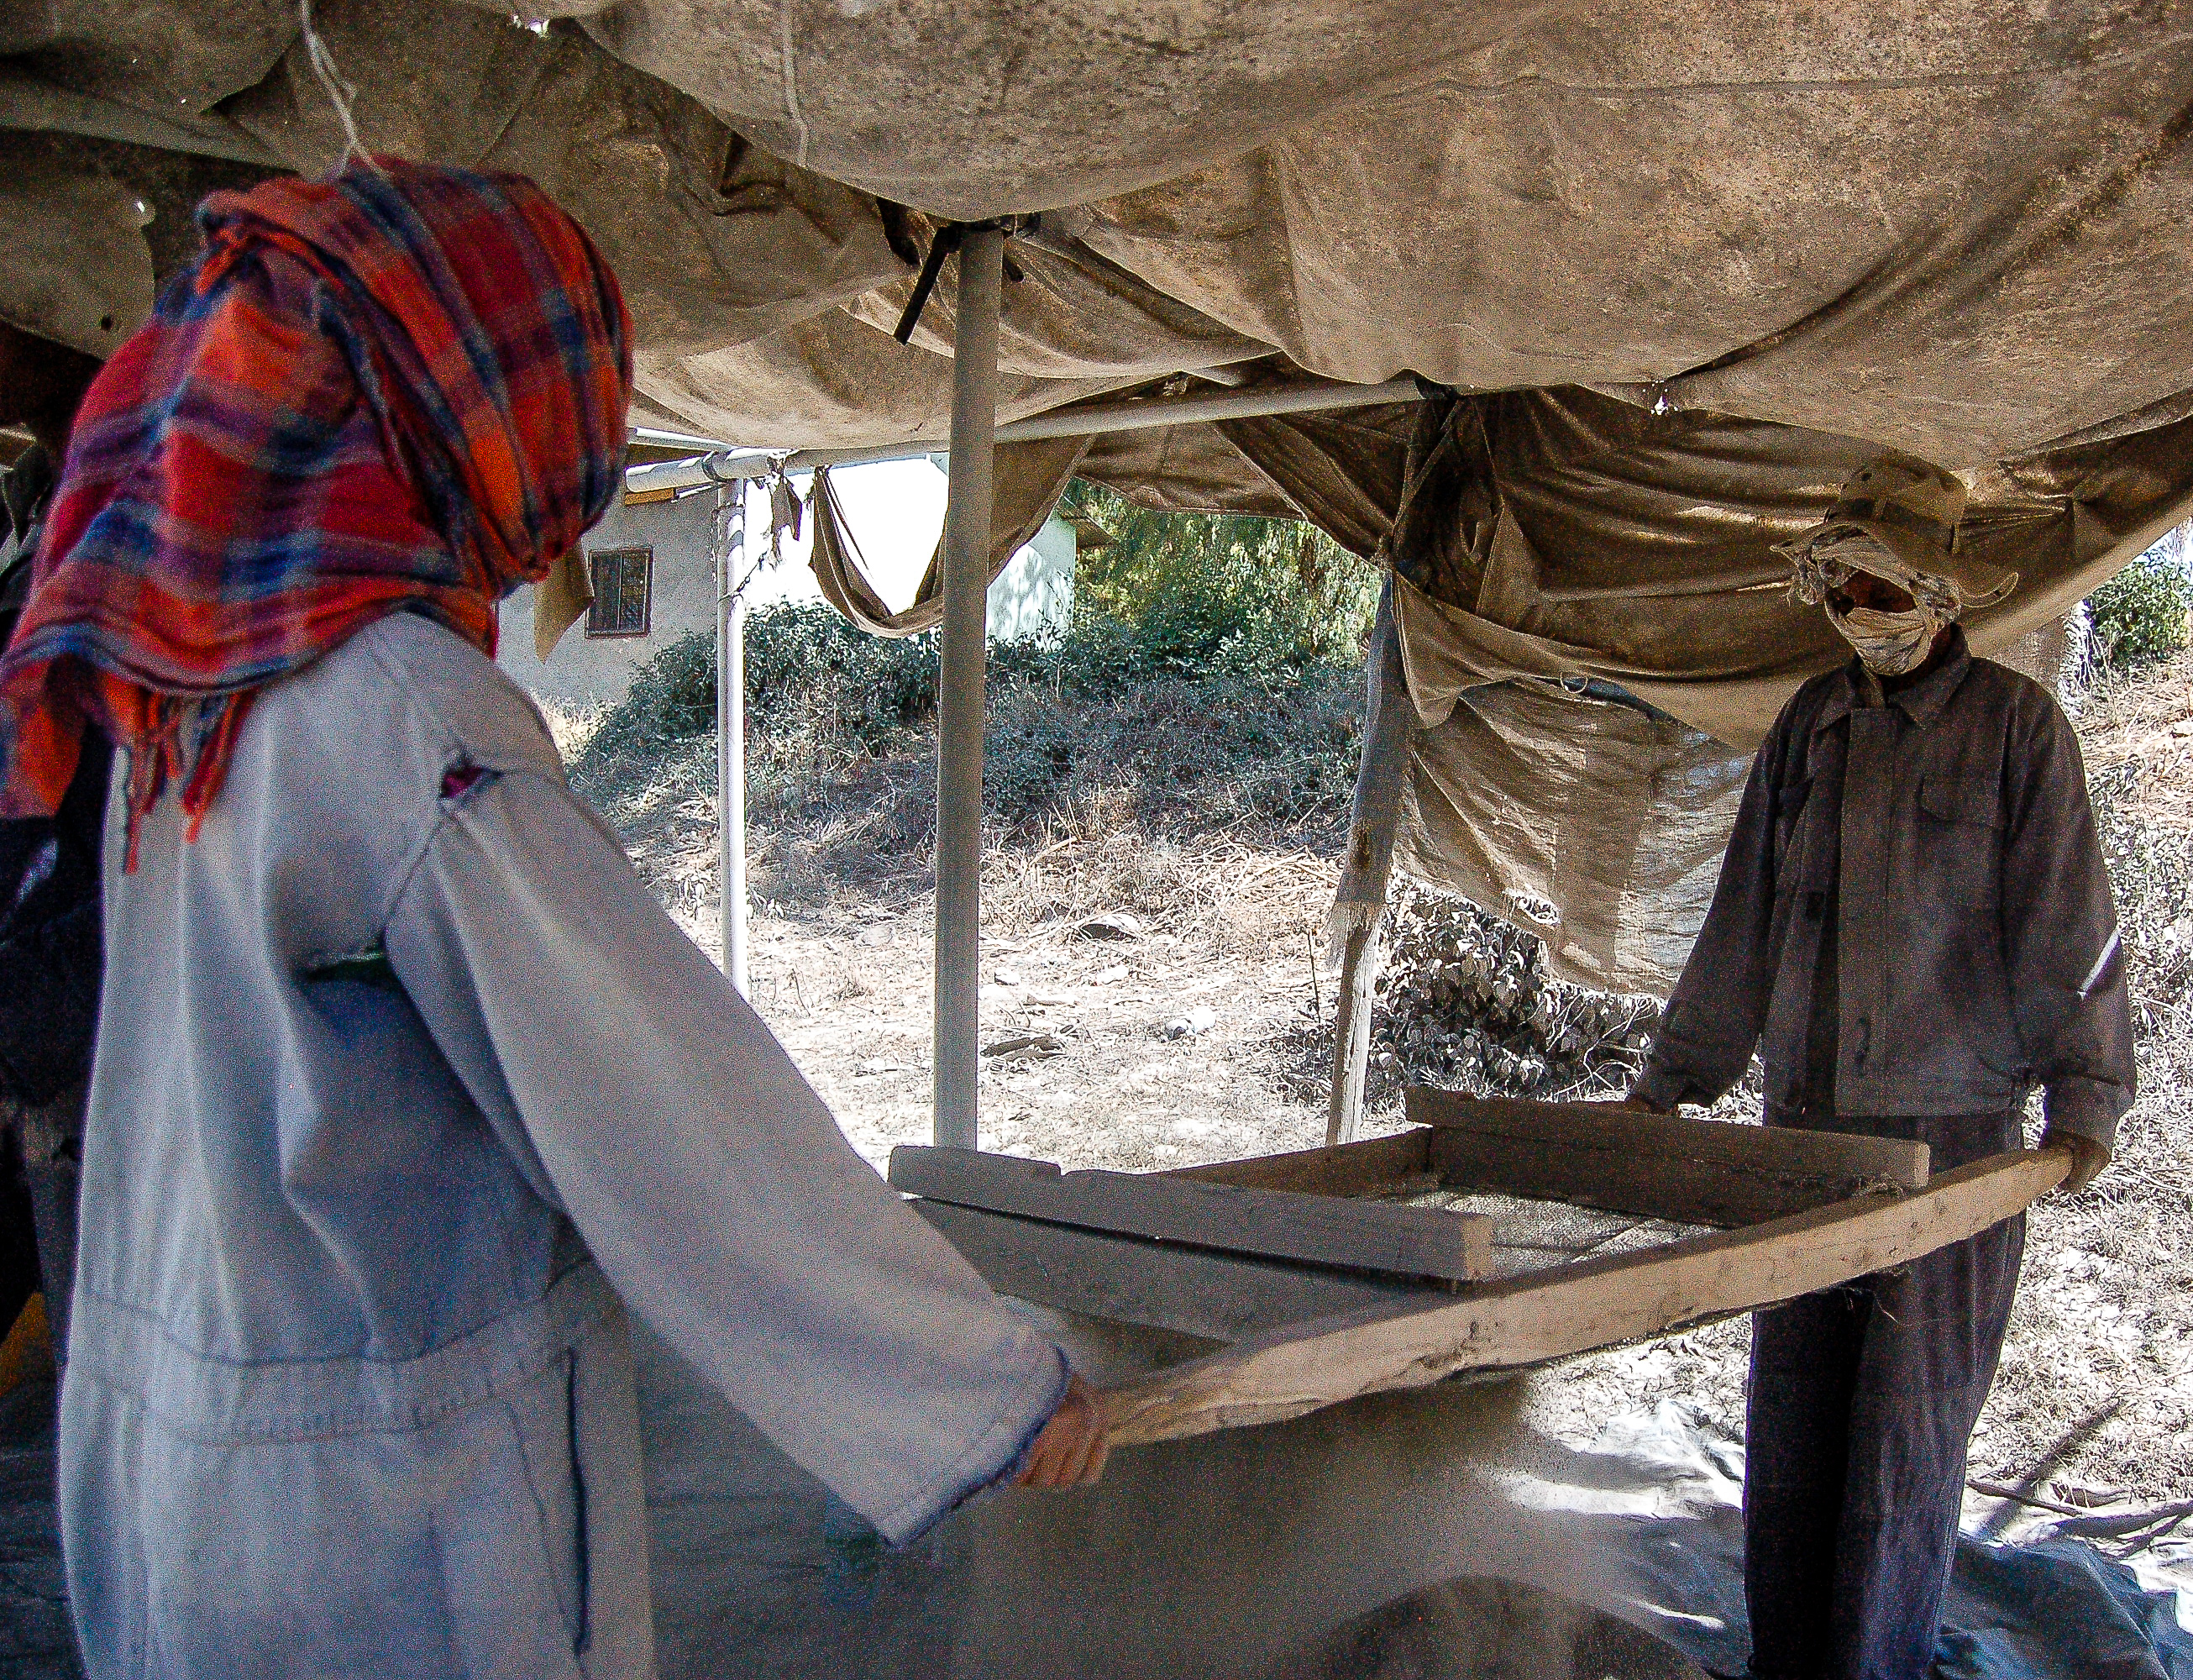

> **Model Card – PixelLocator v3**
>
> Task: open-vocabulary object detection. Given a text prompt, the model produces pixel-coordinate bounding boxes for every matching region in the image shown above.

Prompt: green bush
[605,490,1381,751]
[2087,550,2191,672]
[742,603,939,748]
[1065,485,1380,677]
[970,665,1365,836]
[590,608,940,752]
[583,493,1383,845]
[613,628,716,738]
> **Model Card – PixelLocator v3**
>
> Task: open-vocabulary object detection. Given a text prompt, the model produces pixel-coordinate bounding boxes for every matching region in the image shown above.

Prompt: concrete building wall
[500,478,1078,713]
[986,515,1076,643]
[498,491,722,711]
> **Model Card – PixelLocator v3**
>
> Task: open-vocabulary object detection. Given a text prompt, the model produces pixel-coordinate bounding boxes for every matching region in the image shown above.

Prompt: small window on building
[585,548,653,638]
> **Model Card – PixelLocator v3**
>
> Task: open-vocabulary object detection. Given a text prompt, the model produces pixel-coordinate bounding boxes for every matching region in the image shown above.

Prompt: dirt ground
[584,640,2193,1520]
[638,833,1351,1181]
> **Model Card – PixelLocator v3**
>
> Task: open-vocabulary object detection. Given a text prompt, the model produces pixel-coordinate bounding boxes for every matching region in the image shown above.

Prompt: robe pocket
[1918,773,2003,829]
[434,1379,590,1680]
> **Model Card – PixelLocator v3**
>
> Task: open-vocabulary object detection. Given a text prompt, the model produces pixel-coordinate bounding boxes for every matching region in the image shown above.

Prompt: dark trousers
[0,1086,85,1360]
[1744,1109,2024,1680]
[0,1126,39,1340]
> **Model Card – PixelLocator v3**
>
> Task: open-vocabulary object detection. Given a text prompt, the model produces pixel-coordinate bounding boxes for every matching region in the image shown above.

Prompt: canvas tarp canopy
[6,0,2192,987]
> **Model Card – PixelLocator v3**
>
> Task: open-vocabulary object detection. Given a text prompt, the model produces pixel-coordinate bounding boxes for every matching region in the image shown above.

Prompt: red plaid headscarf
[0,158,631,852]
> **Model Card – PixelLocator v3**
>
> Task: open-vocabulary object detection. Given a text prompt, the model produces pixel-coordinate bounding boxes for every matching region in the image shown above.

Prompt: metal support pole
[621,375,1427,498]
[716,481,749,995]
[933,225,1005,1150]
[1326,580,1412,1146]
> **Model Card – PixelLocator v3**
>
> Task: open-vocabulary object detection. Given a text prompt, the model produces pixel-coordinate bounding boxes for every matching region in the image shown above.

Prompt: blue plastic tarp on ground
[1557,1403,2193,1680]
[1602,1510,2190,1679]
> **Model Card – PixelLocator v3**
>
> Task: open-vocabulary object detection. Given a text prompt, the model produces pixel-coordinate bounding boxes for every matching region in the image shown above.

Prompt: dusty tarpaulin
[13,4,2193,570]
[11,3,2193,463]
[1085,386,2190,749]
[0,149,153,360]
[1113,385,2148,992]
[1370,388,2193,748]
[0,132,265,298]
[1193,386,2151,992]
[806,438,1090,638]
[1395,681,1755,996]
[532,545,595,659]
[579,0,2193,470]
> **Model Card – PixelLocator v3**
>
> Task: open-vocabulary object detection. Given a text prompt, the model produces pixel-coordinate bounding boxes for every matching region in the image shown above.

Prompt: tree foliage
[2087,541,2192,673]
[1063,484,1380,674]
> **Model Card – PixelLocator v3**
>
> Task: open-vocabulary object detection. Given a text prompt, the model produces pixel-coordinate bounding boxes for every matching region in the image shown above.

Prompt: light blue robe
[60,612,1066,1677]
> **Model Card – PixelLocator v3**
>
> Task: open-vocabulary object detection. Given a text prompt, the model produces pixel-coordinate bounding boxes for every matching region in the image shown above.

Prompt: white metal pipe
[994,374,1422,441]
[716,482,750,995]
[622,374,1426,497]
[627,449,784,496]
[933,227,1005,1152]
[636,424,738,453]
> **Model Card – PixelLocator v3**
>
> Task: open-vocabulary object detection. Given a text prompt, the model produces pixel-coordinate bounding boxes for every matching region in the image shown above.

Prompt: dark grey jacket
[1636,630,2133,1150]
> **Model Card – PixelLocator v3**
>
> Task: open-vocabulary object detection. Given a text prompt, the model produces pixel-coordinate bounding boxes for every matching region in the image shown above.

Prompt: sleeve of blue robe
[382,759,1068,1546]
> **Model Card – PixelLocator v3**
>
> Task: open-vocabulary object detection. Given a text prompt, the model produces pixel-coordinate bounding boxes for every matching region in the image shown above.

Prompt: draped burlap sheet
[807,438,1090,638]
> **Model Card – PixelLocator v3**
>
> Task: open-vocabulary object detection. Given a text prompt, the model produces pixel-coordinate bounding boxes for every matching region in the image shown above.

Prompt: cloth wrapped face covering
[0,157,632,847]
[1791,530,1963,677]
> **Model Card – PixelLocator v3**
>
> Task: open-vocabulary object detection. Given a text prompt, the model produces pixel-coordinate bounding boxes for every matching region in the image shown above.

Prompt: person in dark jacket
[0,157,155,1361]
[1632,454,2133,1680]
[0,323,106,1357]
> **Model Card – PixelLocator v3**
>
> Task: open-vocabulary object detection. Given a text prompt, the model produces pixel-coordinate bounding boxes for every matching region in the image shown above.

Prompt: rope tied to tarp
[297,0,386,179]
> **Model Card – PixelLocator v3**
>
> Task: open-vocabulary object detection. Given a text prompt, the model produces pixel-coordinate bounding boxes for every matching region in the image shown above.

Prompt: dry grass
[982,827,1340,958]
[571,659,1362,940]
[534,695,607,763]
[565,706,1349,1000]
[1974,646,2193,1505]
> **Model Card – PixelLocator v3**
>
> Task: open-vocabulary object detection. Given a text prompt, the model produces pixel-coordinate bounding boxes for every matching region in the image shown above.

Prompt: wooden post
[1326,580,1411,1146]
[933,225,1005,1151]
[716,480,748,995]
[1327,925,1380,1147]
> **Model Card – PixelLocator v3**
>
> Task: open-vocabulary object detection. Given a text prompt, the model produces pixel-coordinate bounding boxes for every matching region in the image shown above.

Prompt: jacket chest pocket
[1918,772,2003,832]
[1915,770,2006,916]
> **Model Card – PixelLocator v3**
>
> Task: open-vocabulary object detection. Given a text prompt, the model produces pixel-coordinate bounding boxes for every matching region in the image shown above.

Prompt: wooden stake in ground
[1326,580,1411,1146]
